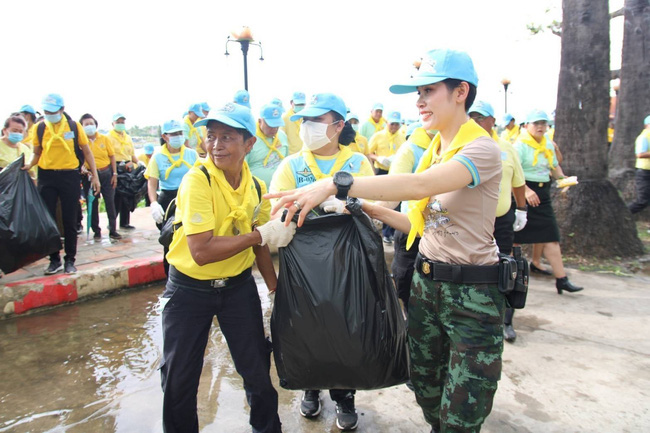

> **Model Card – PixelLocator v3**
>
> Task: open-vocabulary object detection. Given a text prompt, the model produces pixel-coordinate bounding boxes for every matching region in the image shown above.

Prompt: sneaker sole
[336,417,359,431]
[44,265,64,275]
[299,403,322,418]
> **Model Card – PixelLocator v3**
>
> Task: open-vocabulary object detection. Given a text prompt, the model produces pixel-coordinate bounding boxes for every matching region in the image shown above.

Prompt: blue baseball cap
[290,93,347,122]
[469,101,495,118]
[291,91,306,105]
[503,113,514,125]
[260,104,285,128]
[346,112,359,122]
[195,102,256,136]
[42,93,64,112]
[389,49,478,94]
[406,121,423,137]
[19,104,37,115]
[144,143,155,154]
[188,103,204,118]
[201,102,211,113]
[270,97,285,113]
[526,109,550,123]
[372,103,384,111]
[387,111,402,124]
[233,89,251,108]
[162,120,184,134]
[644,115,650,125]
[112,113,126,122]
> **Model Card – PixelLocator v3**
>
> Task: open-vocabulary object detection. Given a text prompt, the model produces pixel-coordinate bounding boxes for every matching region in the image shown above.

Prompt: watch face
[334,171,353,187]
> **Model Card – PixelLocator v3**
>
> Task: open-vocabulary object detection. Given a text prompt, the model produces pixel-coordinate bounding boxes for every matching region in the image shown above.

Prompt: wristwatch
[333,171,354,201]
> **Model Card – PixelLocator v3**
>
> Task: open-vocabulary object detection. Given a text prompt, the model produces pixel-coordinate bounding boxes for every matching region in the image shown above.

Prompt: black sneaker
[93,231,102,240]
[64,260,77,274]
[109,231,123,240]
[45,260,63,275]
[383,236,393,245]
[120,224,135,230]
[504,324,517,343]
[335,395,358,431]
[299,390,321,418]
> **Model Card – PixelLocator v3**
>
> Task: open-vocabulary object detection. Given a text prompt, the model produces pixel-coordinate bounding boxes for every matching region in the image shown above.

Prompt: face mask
[294,105,304,113]
[351,124,359,133]
[168,135,184,149]
[300,121,334,151]
[114,123,126,132]
[8,132,23,144]
[84,125,97,136]
[45,113,62,124]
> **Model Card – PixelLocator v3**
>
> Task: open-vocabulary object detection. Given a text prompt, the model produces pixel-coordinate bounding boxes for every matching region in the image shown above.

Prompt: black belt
[415,254,499,284]
[169,266,252,291]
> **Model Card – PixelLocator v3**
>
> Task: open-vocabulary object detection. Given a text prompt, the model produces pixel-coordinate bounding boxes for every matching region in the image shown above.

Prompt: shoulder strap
[198,164,211,185]
[63,112,79,149]
[37,122,45,146]
[252,176,261,201]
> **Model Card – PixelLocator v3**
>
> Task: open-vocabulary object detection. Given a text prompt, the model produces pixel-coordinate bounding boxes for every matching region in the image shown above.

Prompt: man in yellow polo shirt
[23,93,100,275]
[108,113,139,230]
[160,102,295,433]
[182,103,206,156]
[281,91,306,155]
[500,113,520,144]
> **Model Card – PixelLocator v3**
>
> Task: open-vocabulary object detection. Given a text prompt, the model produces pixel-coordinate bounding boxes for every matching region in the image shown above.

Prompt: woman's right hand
[525,187,540,207]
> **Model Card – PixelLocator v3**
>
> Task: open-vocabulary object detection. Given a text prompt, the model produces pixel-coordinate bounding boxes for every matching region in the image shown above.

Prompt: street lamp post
[501,78,511,113]
[225,26,264,91]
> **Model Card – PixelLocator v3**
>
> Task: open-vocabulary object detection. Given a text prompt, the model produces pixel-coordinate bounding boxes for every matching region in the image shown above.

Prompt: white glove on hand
[256,218,297,247]
[513,209,527,232]
[378,156,392,167]
[151,201,165,224]
[320,197,346,214]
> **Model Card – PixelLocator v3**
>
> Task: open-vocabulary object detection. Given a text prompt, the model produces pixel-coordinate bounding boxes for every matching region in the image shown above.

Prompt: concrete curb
[1,256,165,318]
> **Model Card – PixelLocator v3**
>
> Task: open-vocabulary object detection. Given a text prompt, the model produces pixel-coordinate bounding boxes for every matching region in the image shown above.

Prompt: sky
[1,0,624,130]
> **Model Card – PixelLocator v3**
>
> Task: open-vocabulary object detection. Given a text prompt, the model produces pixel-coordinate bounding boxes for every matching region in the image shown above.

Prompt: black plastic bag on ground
[0,155,61,273]
[271,201,410,390]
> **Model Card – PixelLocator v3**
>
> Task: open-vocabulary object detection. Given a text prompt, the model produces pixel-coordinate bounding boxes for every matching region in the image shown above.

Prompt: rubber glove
[378,156,392,167]
[256,219,297,247]
[151,201,165,224]
[513,209,527,232]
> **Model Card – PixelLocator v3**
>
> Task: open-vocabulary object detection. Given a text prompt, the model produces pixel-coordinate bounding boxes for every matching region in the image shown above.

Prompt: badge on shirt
[501,151,508,161]
[64,131,75,140]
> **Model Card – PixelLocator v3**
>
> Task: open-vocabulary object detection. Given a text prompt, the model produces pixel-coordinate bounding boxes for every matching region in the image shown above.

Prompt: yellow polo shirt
[281,108,303,155]
[32,119,90,170]
[349,133,369,155]
[85,133,114,169]
[138,153,152,166]
[108,130,135,162]
[166,159,271,280]
[368,129,405,170]
[500,124,520,144]
[495,137,525,217]
[0,140,37,178]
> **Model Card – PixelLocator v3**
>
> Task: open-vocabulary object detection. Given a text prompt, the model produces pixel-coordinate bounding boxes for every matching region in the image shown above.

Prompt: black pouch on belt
[506,246,529,309]
[497,253,517,295]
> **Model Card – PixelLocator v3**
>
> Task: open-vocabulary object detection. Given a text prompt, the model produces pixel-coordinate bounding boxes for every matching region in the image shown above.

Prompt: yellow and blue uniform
[182,116,204,153]
[146,146,199,191]
[281,108,303,155]
[246,129,289,188]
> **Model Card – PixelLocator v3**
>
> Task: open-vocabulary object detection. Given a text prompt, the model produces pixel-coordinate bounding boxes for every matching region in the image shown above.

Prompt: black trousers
[38,169,80,263]
[82,168,117,233]
[160,268,281,433]
[391,230,420,308]
[494,203,516,325]
[629,168,650,214]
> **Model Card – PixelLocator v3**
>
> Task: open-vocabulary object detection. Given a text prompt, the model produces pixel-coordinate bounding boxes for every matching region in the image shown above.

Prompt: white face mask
[351,124,359,132]
[300,121,335,151]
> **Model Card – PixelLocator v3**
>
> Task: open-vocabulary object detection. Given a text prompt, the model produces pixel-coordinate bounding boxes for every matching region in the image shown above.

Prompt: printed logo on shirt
[424,199,457,238]
[191,213,203,224]
[295,166,316,187]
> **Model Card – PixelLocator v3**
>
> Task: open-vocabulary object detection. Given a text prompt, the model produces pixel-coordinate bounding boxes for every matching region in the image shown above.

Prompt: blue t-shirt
[151,148,199,190]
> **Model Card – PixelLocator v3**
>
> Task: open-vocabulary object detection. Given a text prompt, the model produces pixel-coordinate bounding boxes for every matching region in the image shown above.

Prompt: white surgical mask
[45,113,62,124]
[351,124,359,133]
[300,121,335,151]
[168,135,184,149]
[83,125,97,136]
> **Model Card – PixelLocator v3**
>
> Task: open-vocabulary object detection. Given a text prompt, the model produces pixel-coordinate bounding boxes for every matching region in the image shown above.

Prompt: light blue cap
[201,102,211,113]
[260,104,285,128]
[503,113,514,124]
[195,102,256,136]
[233,89,251,108]
[270,98,285,112]
[406,121,423,137]
[188,103,204,118]
[291,92,306,105]
[162,120,184,134]
[112,113,126,122]
[389,49,478,94]
[526,109,550,123]
[289,93,347,122]
[372,103,384,111]
[387,111,402,124]
[144,143,155,154]
[346,112,359,121]
[644,115,650,125]
[19,104,37,115]
[42,93,64,113]
[469,101,495,117]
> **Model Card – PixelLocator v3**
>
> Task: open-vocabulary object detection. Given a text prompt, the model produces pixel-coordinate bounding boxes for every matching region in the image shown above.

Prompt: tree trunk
[608,0,650,211]
[554,0,643,257]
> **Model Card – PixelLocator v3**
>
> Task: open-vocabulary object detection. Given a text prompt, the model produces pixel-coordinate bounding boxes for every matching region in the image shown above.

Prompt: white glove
[320,197,346,214]
[151,201,165,224]
[513,209,527,232]
[256,218,297,247]
[378,156,392,167]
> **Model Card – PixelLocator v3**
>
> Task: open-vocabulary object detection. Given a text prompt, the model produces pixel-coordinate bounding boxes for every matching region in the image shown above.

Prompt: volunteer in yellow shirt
[23,93,100,275]
[182,103,206,156]
[19,104,39,148]
[359,102,386,141]
[1,115,36,178]
[269,93,373,431]
[79,113,121,241]
[138,143,155,167]
[160,102,294,433]
[345,113,370,156]
[627,115,650,214]
[500,113,520,143]
[281,91,306,155]
[368,111,406,174]
[108,113,138,230]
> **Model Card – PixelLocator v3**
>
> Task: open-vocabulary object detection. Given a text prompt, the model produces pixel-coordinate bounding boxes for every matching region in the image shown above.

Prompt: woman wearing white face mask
[268,93,374,431]
[146,120,199,275]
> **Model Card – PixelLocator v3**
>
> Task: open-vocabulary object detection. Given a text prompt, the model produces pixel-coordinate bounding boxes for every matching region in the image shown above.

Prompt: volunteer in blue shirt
[245,104,289,188]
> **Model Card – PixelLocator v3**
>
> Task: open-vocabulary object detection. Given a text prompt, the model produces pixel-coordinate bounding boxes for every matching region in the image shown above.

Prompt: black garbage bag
[116,163,148,211]
[271,201,410,390]
[0,155,61,274]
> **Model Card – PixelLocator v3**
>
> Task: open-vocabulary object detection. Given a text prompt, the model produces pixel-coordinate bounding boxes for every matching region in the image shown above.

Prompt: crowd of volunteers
[1,44,648,433]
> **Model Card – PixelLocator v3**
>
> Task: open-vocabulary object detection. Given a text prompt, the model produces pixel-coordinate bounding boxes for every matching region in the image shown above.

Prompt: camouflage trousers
[408,270,506,433]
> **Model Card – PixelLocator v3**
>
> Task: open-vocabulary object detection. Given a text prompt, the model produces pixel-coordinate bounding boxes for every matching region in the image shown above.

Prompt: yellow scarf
[256,124,285,166]
[368,117,386,133]
[161,145,192,180]
[302,145,354,180]
[43,119,73,154]
[519,130,555,167]
[184,116,202,146]
[406,119,489,250]
[211,161,255,236]
[409,128,433,149]
[504,124,520,143]
[109,129,130,152]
